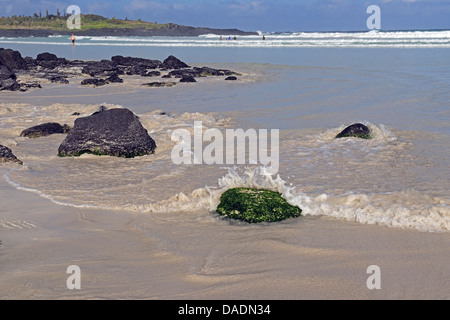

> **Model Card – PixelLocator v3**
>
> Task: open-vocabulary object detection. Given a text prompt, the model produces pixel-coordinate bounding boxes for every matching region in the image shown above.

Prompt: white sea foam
[2,30,449,48]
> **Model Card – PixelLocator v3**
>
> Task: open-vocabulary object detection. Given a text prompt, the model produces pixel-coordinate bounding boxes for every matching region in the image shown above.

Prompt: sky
[0,0,449,32]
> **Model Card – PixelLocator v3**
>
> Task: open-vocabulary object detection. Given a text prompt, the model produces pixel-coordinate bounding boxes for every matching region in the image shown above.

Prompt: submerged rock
[20,123,71,138]
[142,82,176,87]
[58,108,156,158]
[180,75,196,83]
[81,78,107,87]
[0,145,22,165]
[216,188,301,223]
[225,76,238,81]
[336,123,372,139]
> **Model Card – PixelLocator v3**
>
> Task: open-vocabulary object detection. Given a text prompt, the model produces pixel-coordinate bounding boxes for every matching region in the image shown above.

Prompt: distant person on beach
[233,36,237,40]
[220,36,223,40]
[71,34,76,46]
[262,35,266,40]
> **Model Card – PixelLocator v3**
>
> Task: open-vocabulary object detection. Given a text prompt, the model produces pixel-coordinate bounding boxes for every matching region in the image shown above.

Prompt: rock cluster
[0,47,240,91]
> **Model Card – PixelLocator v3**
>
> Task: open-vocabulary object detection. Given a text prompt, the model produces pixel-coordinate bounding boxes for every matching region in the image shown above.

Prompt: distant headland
[0,13,257,37]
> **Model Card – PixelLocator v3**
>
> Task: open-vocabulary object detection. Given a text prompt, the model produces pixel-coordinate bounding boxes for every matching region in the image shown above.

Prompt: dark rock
[49,75,69,84]
[82,60,118,77]
[193,66,225,76]
[58,108,156,158]
[336,123,372,139]
[143,71,161,77]
[160,55,190,69]
[36,52,58,61]
[24,56,37,67]
[0,145,22,165]
[0,65,16,81]
[168,69,196,79]
[216,188,301,223]
[0,78,20,91]
[111,56,161,69]
[0,48,28,71]
[142,82,177,87]
[161,74,172,79]
[225,76,238,81]
[36,52,67,69]
[81,78,107,87]
[20,122,71,138]
[180,75,196,83]
[71,112,81,116]
[106,73,123,83]
[19,82,42,90]
[125,64,148,76]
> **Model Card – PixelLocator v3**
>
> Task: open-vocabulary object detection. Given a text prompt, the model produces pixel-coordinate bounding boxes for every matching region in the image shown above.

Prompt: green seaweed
[216,187,301,223]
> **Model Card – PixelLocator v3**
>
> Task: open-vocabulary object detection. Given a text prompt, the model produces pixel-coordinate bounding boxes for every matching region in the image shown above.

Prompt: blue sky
[1,0,449,31]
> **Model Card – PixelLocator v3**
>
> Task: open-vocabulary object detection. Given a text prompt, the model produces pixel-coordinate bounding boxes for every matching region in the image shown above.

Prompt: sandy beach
[1,169,449,300]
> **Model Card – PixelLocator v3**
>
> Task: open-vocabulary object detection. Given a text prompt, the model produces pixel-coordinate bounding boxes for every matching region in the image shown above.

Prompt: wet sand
[1,173,449,300]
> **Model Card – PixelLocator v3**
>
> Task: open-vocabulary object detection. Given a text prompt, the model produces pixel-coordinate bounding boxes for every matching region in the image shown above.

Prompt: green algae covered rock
[216,188,301,223]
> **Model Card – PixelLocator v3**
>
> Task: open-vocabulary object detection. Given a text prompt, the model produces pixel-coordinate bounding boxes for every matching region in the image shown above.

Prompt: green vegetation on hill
[0,12,168,31]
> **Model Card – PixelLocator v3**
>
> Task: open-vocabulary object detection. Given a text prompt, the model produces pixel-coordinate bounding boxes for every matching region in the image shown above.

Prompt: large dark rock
[336,123,372,139]
[160,55,190,69]
[20,123,71,138]
[0,48,27,70]
[58,108,156,158]
[0,145,22,165]
[216,188,302,223]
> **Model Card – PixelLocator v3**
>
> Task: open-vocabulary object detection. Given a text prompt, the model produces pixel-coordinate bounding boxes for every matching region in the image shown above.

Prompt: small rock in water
[225,76,238,81]
[142,82,176,87]
[335,123,372,139]
[0,144,23,165]
[179,75,196,83]
[81,78,107,87]
[216,187,302,223]
[20,123,71,138]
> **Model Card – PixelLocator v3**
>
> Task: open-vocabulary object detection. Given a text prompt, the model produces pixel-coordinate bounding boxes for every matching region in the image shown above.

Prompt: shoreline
[1,170,449,299]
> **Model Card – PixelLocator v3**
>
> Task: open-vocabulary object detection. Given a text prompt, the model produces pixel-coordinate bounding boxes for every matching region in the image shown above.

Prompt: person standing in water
[71,34,76,46]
